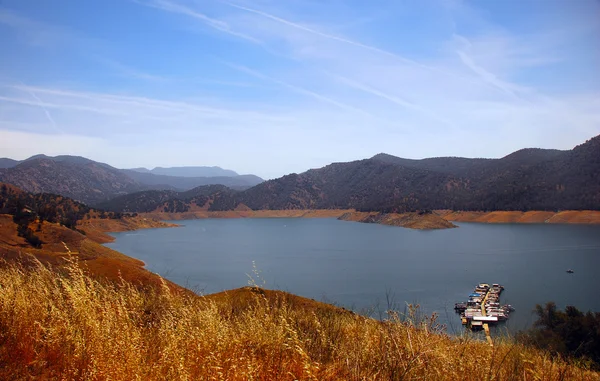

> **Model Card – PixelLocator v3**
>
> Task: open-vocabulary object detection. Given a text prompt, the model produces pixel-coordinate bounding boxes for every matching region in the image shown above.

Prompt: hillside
[0,157,144,205]
[96,134,600,215]
[0,183,177,287]
[2,260,599,380]
[122,169,262,192]
[4,135,599,213]
[0,158,19,168]
[0,155,264,205]
[96,184,238,213]
[234,134,600,212]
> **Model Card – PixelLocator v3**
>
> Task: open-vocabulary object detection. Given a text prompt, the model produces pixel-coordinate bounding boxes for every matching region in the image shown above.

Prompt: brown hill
[0,183,177,287]
[0,213,176,288]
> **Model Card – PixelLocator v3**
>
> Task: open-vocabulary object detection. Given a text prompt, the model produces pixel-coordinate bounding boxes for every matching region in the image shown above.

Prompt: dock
[455,283,514,344]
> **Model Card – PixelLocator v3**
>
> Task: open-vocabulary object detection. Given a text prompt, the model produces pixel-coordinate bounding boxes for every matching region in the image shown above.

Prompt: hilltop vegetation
[92,135,600,214]
[1,261,598,380]
[96,184,238,213]
[1,135,598,213]
[0,182,128,248]
[0,183,177,291]
[0,155,263,205]
[0,156,141,205]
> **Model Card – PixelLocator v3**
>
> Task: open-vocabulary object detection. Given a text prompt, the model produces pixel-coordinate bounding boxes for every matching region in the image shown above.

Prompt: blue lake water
[105,218,600,333]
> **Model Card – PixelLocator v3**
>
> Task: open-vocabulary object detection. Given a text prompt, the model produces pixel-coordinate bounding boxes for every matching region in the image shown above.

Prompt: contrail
[17,81,63,134]
[222,1,433,71]
[223,61,376,118]
[222,1,516,97]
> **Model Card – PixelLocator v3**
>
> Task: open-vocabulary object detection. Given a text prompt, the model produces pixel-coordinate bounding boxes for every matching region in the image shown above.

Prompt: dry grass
[1,262,598,380]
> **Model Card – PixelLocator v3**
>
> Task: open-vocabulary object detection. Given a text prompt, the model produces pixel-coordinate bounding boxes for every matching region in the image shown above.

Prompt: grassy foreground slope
[1,262,599,380]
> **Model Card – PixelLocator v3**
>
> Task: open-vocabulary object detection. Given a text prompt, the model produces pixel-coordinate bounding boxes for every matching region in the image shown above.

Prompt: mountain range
[96,134,600,213]
[127,166,239,178]
[0,155,263,205]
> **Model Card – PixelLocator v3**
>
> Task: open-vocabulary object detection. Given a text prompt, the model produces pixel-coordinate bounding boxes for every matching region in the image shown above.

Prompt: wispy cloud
[97,58,170,82]
[16,82,63,134]
[1,0,598,177]
[222,1,433,71]
[223,62,376,118]
[0,8,71,47]
[135,0,262,44]
[333,75,455,127]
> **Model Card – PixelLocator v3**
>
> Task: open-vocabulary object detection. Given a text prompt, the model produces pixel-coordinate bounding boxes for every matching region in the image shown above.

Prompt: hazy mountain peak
[149,166,239,178]
[0,158,20,169]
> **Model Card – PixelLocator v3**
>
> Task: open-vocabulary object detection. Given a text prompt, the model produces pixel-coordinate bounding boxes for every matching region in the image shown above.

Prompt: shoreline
[135,209,600,226]
[81,208,600,284]
[78,217,179,243]
[436,210,600,225]
[138,209,353,221]
[339,211,457,230]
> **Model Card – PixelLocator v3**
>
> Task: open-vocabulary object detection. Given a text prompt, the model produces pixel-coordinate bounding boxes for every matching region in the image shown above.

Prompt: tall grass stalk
[0,261,597,380]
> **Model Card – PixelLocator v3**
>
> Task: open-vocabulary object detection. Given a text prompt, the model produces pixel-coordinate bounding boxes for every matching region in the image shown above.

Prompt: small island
[338,211,457,230]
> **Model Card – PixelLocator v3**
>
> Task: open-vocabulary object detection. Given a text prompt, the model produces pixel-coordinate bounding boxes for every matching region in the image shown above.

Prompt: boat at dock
[455,283,513,329]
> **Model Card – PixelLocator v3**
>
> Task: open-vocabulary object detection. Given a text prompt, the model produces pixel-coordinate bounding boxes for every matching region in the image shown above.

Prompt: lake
[105,218,600,333]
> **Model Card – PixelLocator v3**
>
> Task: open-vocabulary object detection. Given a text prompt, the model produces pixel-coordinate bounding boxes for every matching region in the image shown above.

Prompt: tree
[520,302,600,369]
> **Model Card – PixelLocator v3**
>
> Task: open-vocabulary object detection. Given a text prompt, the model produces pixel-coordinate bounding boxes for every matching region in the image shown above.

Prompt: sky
[0,0,599,179]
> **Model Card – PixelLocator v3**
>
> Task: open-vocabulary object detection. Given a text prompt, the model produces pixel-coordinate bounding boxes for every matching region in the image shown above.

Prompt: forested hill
[0,183,125,248]
[100,134,600,213]
[96,185,239,213]
[0,155,264,205]
[233,134,600,212]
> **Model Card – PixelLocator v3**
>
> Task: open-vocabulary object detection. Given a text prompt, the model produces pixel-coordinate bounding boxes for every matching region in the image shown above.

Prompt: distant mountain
[130,166,239,178]
[103,134,599,213]
[0,158,19,168]
[0,157,143,206]
[121,170,263,191]
[0,155,264,205]
[4,135,599,213]
[128,167,151,173]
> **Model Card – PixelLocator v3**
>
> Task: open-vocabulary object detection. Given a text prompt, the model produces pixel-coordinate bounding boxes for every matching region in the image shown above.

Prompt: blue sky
[0,0,598,179]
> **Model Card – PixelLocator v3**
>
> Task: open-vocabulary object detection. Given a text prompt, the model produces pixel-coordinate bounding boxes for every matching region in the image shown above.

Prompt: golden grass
[1,261,598,380]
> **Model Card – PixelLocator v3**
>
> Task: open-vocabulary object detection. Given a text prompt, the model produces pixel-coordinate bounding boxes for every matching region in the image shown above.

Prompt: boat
[456,282,512,329]
[454,303,467,312]
[566,269,574,273]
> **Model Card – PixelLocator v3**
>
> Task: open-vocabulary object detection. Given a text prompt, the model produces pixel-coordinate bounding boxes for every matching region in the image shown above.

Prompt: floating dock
[455,283,514,331]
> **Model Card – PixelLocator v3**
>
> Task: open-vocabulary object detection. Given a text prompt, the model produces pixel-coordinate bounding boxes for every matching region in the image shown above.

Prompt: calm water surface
[105,219,600,333]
